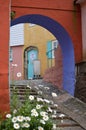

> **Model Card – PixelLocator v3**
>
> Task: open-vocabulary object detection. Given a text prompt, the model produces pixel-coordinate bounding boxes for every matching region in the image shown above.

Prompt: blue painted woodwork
[28,49,38,79]
[47,41,52,59]
[11,14,75,96]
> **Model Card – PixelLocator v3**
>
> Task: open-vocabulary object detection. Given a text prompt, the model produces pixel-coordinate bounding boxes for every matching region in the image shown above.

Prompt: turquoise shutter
[47,41,52,59]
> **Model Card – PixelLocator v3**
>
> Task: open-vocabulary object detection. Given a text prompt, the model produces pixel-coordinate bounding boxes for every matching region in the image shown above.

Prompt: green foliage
[0,86,58,130]
[11,11,16,20]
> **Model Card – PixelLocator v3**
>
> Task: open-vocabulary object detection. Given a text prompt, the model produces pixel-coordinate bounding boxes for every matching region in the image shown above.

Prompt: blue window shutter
[47,41,52,58]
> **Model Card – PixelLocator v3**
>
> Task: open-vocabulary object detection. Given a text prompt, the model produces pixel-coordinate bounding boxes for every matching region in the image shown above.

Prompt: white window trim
[52,40,58,58]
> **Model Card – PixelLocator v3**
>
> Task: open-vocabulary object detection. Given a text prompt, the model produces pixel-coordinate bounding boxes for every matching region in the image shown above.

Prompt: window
[46,40,58,59]
[46,41,52,59]
[52,40,58,58]
[10,24,24,46]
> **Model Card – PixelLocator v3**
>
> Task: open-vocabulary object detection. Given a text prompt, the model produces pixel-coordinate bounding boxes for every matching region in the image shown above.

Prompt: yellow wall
[24,23,56,77]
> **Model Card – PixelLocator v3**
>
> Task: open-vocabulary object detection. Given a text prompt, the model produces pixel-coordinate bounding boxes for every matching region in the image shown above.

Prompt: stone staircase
[10,80,86,130]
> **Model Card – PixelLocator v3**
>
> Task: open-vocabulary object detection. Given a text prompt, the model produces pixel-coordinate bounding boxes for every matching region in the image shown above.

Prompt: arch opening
[11,14,75,96]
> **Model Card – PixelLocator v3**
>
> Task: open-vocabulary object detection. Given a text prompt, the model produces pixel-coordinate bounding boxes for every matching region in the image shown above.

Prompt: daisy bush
[0,87,58,130]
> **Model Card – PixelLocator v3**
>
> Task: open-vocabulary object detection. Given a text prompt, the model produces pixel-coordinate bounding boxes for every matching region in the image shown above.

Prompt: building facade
[24,24,57,79]
[0,0,85,112]
[10,23,57,80]
[74,0,86,102]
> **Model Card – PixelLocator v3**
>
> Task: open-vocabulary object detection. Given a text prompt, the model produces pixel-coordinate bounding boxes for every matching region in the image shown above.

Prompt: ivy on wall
[11,11,16,20]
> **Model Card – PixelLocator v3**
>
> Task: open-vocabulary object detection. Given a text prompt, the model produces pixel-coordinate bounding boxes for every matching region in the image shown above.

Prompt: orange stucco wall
[11,0,82,63]
[0,0,10,113]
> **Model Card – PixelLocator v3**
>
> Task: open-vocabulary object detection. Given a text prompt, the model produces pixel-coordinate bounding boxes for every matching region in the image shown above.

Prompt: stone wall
[75,62,86,103]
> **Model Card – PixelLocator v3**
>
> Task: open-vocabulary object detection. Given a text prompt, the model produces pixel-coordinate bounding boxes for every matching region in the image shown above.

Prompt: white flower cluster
[6,113,47,130]
[6,110,52,130]
[6,114,31,129]
[5,94,59,130]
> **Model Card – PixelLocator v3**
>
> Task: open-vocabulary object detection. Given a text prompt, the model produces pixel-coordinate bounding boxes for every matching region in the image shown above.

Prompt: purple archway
[11,14,75,96]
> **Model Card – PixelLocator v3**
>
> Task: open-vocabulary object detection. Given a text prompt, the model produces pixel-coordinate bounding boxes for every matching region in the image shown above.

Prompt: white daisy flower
[44,87,50,90]
[36,104,42,109]
[6,114,11,118]
[40,119,45,124]
[27,85,31,89]
[25,116,31,121]
[43,115,49,121]
[38,91,43,95]
[38,126,44,130]
[29,95,34,100]
[48,107,53,113]
[13,109,17,114]
[59,114,65,118]
[31,109,36,113]
[12,117,17,123]
[22,122,30,128]
[13,123,20,129]
[40,111,48,116]
[54,104,58,107]
[17,116,24,122]
[31,111,39,117]
[52,92,57,97]
[44,99,50,104]
[17,72,22,77]
[37,97,44,102]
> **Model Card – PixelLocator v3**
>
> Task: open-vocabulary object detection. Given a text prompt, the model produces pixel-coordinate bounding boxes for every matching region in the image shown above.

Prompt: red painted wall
[0,0,10,113]
[11,0,82,63]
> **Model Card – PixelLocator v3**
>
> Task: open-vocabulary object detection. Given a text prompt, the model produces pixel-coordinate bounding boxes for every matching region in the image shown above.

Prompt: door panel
[27,50,38,79]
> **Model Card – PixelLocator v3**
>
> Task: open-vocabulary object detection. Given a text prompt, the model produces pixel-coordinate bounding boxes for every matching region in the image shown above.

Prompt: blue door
[27,49,38,79]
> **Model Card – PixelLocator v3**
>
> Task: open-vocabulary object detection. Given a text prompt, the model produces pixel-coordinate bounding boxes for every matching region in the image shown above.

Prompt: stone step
[10,80,86,129]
